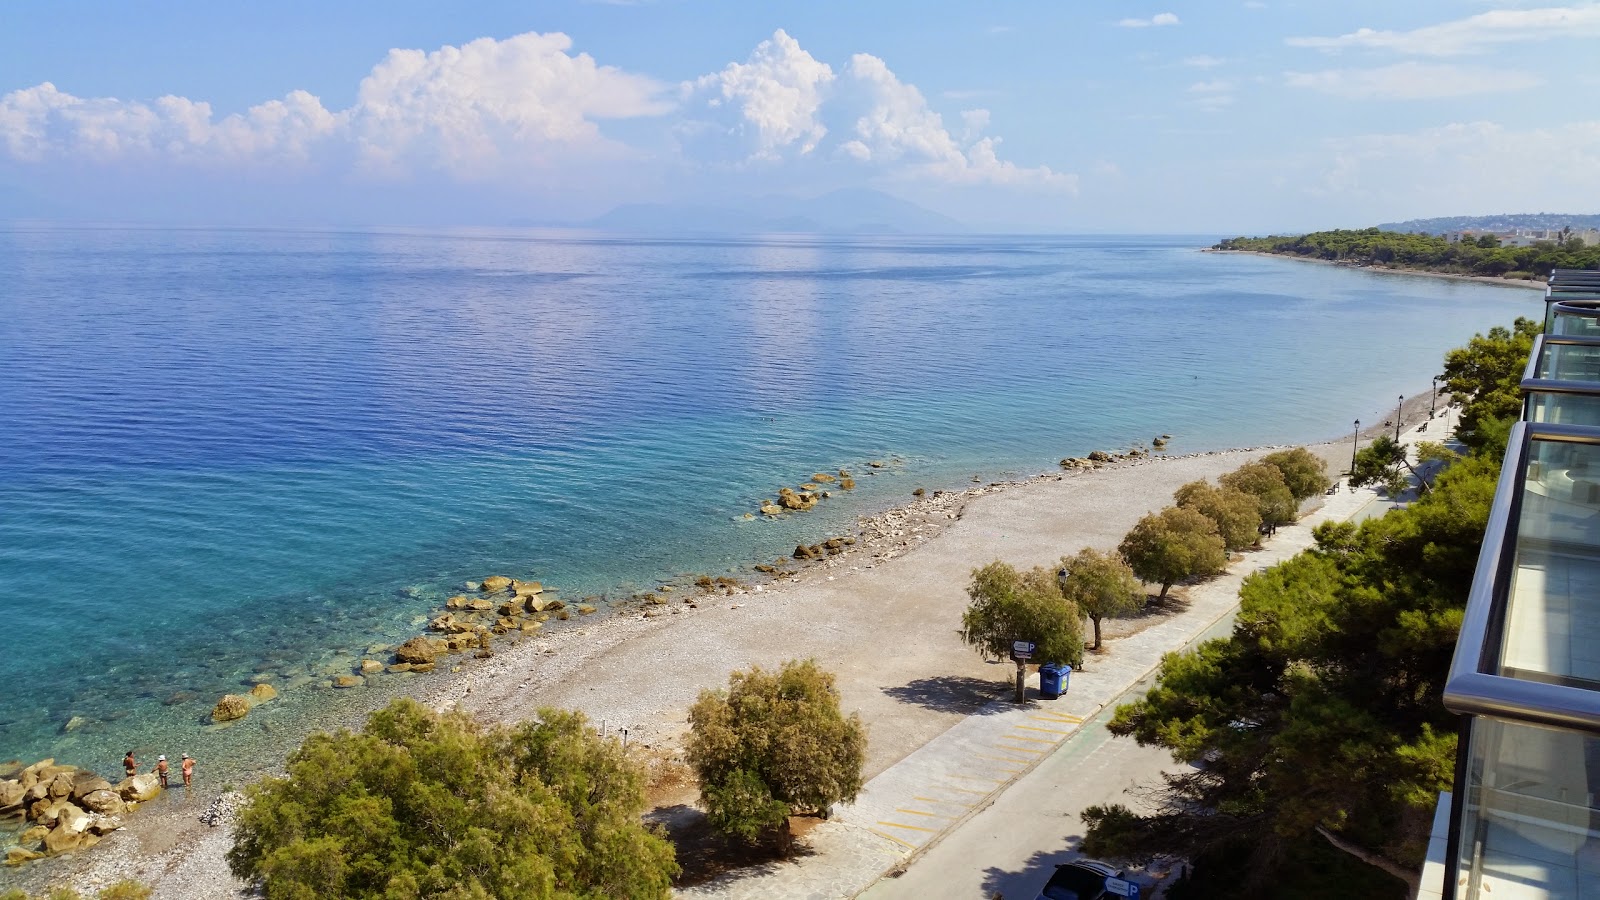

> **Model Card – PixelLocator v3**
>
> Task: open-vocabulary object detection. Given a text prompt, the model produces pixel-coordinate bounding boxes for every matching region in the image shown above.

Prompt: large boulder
[480,575,512,593]
[332,675,364,689]
[359,659,384,676]
[394,636,437,665]
[43,826,83,855]
[80,789,125,816]
[5,847,43,867]
[211,694,252,723]
[23,782,50,805]
[47,772,74,800]
[70,773,112,802]
[117,773,162,803]
[0,779,23,810]
[512,580,543,596]
[87,814,123,836]
[57,804,90,835]
[18,825,48,847]
[249,682,278,702]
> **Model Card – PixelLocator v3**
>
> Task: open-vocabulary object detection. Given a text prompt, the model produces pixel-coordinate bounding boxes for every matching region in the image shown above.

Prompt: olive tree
[1058,548,1144,652]
[228,699,677,900]
[1261,447,1331,503]
[1118,506,1228,600]
[1174,480,1262,552]
[1220,462,1298,534]
[961,561,1085,668]
[686,659,867,847]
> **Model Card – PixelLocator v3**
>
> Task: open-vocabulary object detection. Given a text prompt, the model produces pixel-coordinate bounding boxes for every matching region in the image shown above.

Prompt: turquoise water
[0,227,1538,783]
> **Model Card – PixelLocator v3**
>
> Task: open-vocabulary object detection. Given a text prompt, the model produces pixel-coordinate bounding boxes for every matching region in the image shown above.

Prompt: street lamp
[1395,396,1404,441]
[1430,377,1438,419]
[1351,419,1360,478]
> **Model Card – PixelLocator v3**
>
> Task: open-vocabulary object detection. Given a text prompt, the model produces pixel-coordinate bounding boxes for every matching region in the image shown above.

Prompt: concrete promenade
[683,418,1446,900]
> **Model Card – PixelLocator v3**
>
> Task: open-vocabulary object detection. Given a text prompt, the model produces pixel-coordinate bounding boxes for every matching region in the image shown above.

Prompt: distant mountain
[1378,213,1600,235]
[587,188,967,234]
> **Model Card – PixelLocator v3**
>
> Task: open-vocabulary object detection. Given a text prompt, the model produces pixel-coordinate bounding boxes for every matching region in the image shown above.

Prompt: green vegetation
[1174,480,1262,551]
[1261,447,1333,503]
[686,659,866,845]
[1081,321,1525,897]
[960,561,1086,667]
[1057,548,1144,651]
[1219,461,1298,533]
[1349,434,1414,497]
[1117,506,1227,599]
[1216,228,1600,278]
[227,698,677,900]
[1441,317,1541,457]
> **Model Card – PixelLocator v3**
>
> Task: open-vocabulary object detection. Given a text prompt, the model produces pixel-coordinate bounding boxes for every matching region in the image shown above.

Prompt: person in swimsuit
[180,754,194,787]
[123,751,137,779]
[153,755,170,788]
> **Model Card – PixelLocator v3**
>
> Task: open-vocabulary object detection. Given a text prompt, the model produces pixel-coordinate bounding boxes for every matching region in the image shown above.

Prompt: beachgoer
[181,753,194,787]
[154,754,170,788]
[123,751,137,779]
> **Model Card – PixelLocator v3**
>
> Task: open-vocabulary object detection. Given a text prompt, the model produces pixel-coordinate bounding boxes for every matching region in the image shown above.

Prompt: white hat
[181,753,189,758]
[158,755,166,761]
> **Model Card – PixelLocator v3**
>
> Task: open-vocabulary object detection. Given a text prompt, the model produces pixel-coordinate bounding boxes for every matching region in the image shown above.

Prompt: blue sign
[1105,877,1140,899]
[1012,640,1036,659]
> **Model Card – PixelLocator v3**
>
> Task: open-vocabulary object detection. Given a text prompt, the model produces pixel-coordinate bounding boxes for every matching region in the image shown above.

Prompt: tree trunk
[1314,825,1421,899]
[1091,616,1103,650]
[1158,581,1171,600]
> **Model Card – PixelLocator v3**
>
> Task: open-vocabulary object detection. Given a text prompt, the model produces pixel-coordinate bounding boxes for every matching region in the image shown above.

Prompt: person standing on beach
[153,754,169,788]
[123,751,137,779]
[181,753,194,788]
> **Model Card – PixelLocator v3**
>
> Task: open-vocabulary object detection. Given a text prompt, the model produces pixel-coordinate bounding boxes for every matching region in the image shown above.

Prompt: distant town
[1377,213,1600,247]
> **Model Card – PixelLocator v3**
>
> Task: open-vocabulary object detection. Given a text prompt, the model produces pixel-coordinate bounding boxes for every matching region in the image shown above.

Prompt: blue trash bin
[1060,664,1072,693]
[1039,664,1063,700]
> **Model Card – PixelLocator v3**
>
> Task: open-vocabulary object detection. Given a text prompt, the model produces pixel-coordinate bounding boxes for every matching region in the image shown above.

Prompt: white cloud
[1288,5,1600,56]
[690,29,834,159]
[1284,63,1542,99]
[0,82,339,165]
[1119,12,1181,27]
[840,53,1075,190]
[1182,55,1227,68]
[1308,120,1600,211]
[1186,79,1236,111]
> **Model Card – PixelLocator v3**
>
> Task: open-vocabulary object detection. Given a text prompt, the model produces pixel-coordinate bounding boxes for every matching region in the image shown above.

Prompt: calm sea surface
[0,227,1538,782]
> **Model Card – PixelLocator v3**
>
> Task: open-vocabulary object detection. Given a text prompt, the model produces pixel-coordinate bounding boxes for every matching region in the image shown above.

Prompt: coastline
[1206,247,1549,291]
[33,388,1449,898]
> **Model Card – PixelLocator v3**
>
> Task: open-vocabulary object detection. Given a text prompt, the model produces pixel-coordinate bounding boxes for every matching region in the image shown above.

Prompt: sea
[0,226,1539,789]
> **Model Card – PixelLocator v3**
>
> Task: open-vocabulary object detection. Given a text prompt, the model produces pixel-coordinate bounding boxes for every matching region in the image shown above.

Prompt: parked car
[1036,859,1124,900]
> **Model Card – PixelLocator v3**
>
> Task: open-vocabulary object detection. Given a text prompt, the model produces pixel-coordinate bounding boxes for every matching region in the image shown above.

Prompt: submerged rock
[480,575,513,593]
[395,636,437,664]
[332,675,364,689]
[249,683,278,703]
[210,695,251,723]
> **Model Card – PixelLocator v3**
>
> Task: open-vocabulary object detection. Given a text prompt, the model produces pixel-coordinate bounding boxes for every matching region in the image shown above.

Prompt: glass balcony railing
[1523,337,1600,428]
[1546,301,1600,339]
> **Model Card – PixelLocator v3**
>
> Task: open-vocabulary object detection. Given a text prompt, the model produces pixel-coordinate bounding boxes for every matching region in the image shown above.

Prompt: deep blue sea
[0,227,1539,783]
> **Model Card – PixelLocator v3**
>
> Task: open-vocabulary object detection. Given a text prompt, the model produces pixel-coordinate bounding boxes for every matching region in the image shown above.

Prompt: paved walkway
[681,421,1446,900]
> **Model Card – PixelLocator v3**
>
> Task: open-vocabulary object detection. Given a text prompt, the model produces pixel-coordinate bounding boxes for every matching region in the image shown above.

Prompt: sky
[1,1,1597,233]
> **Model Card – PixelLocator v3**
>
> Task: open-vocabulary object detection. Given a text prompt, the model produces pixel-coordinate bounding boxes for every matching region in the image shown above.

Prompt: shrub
[686,659,867,846]
[1118,506,1227,599]
[1220,462,1298,531]
[961,561,1085,667]
[228,699,677,900]
[1260,448,1331,503]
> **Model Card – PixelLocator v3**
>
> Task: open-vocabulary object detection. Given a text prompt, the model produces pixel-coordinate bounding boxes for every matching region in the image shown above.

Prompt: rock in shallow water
[211,694,251,723]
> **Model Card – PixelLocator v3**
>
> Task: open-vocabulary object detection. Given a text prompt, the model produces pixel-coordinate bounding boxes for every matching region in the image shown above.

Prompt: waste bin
[1039,663,1064,700]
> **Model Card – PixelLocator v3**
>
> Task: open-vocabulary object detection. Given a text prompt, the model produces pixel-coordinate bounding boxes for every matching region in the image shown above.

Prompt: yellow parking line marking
[972,754,1029,766]
[1017,725,1072,735]
[870,828,919,849]
[939,785,992,795]
[995,744,1045,755]
[1031,714,1083,724]
[915,795,976,807]
[1001,733,1058,744]
[896,807,956,819]
[878,820,939,833]
[947,774,1008,784]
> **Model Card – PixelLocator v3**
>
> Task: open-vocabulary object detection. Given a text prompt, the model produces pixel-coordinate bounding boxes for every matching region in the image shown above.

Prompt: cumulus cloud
[690,29,834,159]
[0,31,667,178]
[1119,13,1181,28]
[0,82,339,165]
[1285,63,1542,99]
[1,28,1071,193]
[1288,5,1600,56]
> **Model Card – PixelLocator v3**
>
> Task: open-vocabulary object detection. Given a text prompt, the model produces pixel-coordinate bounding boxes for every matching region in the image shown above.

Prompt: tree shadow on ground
[978,838,1083,900]
[880,674,1010,716]
[648,803,819,888]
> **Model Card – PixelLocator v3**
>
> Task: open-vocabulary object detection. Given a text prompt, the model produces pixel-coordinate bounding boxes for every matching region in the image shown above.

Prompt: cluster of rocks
[1060,435,1173,470]
[756,470,859,517]
[791,536,857,561]
[198,791,241,828]
[2,759,154,866]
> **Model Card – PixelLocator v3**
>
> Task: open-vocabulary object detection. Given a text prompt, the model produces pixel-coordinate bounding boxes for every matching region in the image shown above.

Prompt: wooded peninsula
[1215,227,1600,279]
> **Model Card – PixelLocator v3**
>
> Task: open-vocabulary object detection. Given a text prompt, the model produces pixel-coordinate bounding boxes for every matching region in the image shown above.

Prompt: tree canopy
[1220,462,1299,530]
[1260,447,1332,503]
[1441,317,1540,456]
[1117,506,1227,599]
[1174,480,1262,551]
[1216,228,1600,279]
[228,699,677,900]
[685,659,867,845]
[1058,548,1145,651]
[960,561,1085,667]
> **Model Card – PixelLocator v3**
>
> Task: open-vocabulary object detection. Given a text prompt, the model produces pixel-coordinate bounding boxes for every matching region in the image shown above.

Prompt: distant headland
[1211,226,1600,282]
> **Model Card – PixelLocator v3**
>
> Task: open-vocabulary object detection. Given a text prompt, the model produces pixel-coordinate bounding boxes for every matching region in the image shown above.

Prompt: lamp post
[1395,396,1404,441]
[1430,377,1438,419]
[1351,419,1360,478]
